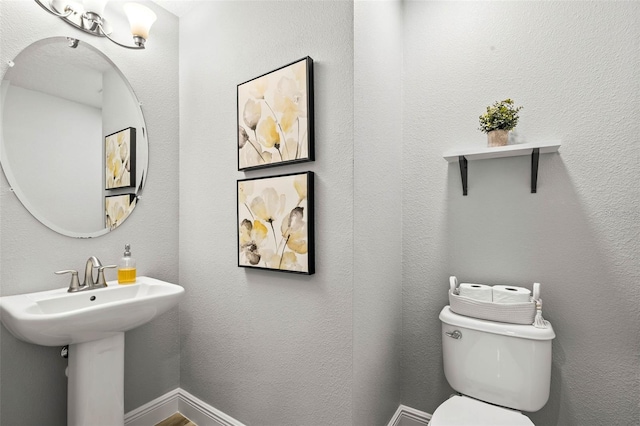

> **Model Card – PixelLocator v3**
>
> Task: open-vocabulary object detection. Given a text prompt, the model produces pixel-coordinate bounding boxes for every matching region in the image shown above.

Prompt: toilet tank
[440,306,555,412]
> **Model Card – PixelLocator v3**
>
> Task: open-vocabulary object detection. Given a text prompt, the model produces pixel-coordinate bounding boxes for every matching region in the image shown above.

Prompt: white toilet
[430,306,556,426]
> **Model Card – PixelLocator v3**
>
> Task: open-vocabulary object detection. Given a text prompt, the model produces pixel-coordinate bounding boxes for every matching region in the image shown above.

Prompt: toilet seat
[430,395,534,426]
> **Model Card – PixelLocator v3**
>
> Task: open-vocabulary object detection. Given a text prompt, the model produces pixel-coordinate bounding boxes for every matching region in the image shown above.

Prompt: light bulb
[123,3,157,41]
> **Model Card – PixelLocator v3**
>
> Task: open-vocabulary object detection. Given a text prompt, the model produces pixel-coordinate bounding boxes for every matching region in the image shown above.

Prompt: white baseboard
[126,390,427,426]
[124,387,246,426]
[388,404,432,426]
[124,389,180,426]
[177,388,246,426]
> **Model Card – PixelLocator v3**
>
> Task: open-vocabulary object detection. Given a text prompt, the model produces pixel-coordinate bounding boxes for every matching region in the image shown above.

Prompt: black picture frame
[237,57,314,171]
[237,171,315,275]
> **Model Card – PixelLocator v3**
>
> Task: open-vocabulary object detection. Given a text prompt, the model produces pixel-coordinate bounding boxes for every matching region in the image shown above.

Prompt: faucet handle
[95,265,117,288]
[55,270,82,292]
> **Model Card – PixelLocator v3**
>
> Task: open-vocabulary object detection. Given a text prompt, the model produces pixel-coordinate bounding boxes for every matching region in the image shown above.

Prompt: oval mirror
[0,37,148,238]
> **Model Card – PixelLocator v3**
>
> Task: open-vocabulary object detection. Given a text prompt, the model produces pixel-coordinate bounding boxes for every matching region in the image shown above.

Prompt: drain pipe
[61,345,69,377]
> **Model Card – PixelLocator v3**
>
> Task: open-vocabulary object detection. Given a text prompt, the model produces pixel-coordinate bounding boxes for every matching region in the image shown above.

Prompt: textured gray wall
[4,2,639,425]
[354,1,403,425]
[401,2,640,425]
[178,1,356,425]
[0,1,180,424]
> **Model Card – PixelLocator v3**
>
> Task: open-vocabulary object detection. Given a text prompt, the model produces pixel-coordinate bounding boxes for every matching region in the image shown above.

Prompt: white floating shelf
[443,141,560,163]
[443,141,561,195]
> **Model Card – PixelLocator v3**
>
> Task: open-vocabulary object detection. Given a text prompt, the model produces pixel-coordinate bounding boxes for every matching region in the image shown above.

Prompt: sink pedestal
[68,333,125,426]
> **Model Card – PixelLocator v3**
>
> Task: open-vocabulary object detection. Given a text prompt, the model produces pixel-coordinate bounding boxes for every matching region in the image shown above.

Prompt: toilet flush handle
[445,330,462,339]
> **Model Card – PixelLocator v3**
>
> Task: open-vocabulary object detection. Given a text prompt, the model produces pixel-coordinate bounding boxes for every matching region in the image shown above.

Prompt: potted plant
[478,99,523,147]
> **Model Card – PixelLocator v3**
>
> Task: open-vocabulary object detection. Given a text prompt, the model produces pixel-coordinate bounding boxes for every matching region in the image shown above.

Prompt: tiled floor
[155,412,197,426]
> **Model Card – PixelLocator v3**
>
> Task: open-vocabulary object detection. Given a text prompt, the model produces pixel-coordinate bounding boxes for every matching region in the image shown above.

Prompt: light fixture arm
[33,0,154,50]
[34,0,74,18]
[95,18,146,49]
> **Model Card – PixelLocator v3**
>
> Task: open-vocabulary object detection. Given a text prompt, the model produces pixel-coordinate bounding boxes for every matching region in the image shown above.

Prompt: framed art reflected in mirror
[105,127,136,190]
[105,193,136,231]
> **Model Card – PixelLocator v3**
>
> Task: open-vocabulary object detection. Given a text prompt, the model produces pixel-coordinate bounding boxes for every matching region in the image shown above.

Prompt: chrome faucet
[55,257,116,292]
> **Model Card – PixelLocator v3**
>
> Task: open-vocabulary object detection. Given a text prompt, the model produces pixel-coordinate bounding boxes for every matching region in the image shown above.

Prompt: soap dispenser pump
[118,244,137,284]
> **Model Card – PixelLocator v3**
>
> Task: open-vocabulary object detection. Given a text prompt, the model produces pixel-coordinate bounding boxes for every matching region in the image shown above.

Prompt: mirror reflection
[0,37,148,238]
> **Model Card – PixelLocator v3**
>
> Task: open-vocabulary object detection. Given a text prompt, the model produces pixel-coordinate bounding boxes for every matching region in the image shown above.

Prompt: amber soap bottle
[117,244,137,284]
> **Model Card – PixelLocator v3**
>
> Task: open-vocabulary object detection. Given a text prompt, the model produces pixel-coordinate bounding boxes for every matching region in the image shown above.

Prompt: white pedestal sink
[0,276,184,426]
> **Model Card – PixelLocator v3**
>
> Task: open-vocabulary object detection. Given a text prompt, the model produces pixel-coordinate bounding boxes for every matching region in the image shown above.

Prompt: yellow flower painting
[238,172,314,274]
[105,127,136,189]
[105,194,136,230]
[237,57,314,170]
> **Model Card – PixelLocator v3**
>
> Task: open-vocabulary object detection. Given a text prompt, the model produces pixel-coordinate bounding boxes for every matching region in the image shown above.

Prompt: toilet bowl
[432,306,555,425]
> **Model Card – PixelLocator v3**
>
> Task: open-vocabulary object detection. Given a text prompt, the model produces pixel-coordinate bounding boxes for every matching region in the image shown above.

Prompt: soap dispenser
[118,244,137,284]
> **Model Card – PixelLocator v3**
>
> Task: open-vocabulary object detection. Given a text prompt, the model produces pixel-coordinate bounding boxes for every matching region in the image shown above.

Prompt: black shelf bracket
[458,156,468,196]
[531,148,540,193]
[457,148,542,195]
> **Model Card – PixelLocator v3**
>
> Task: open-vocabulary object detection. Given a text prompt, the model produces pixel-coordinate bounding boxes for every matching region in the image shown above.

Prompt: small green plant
[478,99,523,133]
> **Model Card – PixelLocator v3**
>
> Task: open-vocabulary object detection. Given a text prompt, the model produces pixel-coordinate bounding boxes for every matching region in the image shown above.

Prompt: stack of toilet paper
[448,276,538,324]
[459,283,532,303]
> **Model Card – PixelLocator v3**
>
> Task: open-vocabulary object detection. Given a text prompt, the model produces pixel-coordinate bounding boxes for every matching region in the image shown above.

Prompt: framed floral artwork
[105,193,136,230]
[238,171,315,275]
[105,127,136,189]
[237,57,314,171]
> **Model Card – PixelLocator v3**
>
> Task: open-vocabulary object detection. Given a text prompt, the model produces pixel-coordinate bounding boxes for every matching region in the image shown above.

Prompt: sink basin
[0,276,184,346]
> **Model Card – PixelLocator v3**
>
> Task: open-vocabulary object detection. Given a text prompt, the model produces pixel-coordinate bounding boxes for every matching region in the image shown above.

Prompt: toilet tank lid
[440,306,556,340]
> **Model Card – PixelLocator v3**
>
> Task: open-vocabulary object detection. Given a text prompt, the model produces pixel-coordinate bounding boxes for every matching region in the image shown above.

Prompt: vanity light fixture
[34,0,157,49]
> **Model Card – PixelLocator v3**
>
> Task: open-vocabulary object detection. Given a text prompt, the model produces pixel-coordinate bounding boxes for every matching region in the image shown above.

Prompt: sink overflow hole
[90,296,96,301]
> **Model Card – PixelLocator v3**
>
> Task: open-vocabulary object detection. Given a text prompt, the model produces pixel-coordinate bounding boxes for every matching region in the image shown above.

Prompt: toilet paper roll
[492,285,532,303]
[459,283,493,301]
